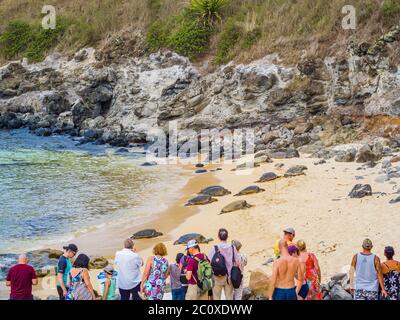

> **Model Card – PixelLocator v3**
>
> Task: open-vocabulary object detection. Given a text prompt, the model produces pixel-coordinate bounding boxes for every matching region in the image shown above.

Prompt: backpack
[194,255,214,293]
[211,246,228,276]
[230,246,243,289]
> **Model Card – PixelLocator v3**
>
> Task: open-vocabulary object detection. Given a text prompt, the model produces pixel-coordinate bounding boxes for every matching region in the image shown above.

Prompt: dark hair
[218,228,228,241]
[384,246,395,260]
[176,253,184,264]
[73,254,90,269]
[192,245,200,252]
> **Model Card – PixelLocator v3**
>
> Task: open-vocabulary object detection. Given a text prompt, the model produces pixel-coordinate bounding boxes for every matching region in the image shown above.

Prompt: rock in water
[284,165,308,177]
[349,184,372,198]
[131,229,163,239]
[234,186,265,196]
[89,257,109,269]
[199,186,231,196]
[220,200,252,214]
[185,194,218,206]
[330,284,352,300]
[173,233,213,245]
[256,172,279,182]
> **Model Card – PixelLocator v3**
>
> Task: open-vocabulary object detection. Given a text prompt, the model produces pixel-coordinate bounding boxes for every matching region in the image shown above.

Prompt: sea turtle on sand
[185,194,218,206]
[256,172,278,182]
[234,186,265,196]
[131,229,163,239]
[173,233,213,245]
[220,200,253,214]
[199,186,231,197]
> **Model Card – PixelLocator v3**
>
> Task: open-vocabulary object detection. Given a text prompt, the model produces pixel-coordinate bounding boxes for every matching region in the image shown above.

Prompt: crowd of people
[4,227,400,301]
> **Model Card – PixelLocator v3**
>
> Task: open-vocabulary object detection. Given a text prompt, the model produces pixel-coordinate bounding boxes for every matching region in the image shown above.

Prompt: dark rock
[389,196,400,204]
[89,256,109,269]
[141,161,157,167]
[335,149,356,162]
[268,148,300,159]
[349,184,372,198]
[355,144,381,163]
[330,284,352,300]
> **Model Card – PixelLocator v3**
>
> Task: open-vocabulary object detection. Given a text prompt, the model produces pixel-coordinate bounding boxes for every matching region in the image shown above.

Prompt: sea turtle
[284,165,308,177]
[185,194,218,206]
[173,233,213,245]
[234,186,265,196]
[220,200,253,214]
[256,172,279,182]
[199,186,231,197]
[131,229,163,239]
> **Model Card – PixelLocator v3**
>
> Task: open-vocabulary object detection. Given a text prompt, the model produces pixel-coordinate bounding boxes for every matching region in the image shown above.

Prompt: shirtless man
[269,240,303,300]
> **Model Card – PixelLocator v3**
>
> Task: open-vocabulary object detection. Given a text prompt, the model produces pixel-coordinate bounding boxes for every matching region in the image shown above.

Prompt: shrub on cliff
[0,21,32,60]
[190,0,230,25]
[382,0,400,17]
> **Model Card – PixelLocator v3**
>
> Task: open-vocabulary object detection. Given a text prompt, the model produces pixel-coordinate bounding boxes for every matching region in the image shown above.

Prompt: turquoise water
[0,129,184,254]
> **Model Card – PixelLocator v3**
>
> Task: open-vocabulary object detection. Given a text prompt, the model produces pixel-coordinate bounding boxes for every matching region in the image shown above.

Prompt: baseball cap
[283,227,295,236]
[362,239,373,250]
[186,240,198,250]
[63,244,78,253]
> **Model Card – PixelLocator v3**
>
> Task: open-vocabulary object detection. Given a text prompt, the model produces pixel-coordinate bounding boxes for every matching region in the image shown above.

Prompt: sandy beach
[5,150,395,300]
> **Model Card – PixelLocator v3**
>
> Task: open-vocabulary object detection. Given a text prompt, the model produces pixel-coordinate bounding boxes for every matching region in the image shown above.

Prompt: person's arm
[375,256,388,298]
[186,258,193,281]
[140,256,153,292]
[6,270,11,287]
[83,269,96,300]
[349,254,357,295]
[233,247,240,267]
[32,268,38,285]
[57,258,68,297]
[295,261,304,297]
[102,278,110,300]
[312,254,321,283]
[268,261,278,300]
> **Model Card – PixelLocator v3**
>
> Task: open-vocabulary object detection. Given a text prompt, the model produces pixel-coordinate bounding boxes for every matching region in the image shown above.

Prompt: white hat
[283,227,295,236]
[186,239,198,250]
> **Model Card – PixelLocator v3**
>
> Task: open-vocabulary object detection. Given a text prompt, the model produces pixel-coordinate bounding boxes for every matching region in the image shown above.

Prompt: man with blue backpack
[185,240,214,300]
[209,228,241,300]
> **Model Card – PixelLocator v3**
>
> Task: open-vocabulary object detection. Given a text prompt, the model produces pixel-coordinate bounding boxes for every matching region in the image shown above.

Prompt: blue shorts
[298,283,309,299]
[272,287,297,300]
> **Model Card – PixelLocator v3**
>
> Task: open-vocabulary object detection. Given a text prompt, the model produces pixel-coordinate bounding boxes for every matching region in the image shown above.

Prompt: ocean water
[0,129,186,255]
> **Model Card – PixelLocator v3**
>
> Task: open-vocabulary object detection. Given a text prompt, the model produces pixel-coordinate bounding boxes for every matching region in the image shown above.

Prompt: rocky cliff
[0,25,399,155]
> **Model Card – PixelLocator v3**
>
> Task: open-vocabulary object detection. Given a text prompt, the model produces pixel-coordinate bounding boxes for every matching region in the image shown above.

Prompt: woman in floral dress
[297,240,323,300]
[381,246,400,300]
[141,243,169,300]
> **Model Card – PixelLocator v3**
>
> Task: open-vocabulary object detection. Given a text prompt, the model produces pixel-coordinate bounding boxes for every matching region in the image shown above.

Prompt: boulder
[268,148,300,159]
[335,149,356,162]
[248,270,270,299]
[330,284,352,300]
[389,196,400,204]
[294,122,313,135]
[355,144,381,163]
[349,184,372,198]
[89,256,109,269]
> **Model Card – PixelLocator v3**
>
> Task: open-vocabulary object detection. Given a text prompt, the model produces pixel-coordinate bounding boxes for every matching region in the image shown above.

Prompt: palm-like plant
[190,0,230,25]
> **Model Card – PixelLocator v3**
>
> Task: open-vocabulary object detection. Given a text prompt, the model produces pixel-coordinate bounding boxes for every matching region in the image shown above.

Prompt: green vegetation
[0,0,399,64]
[382,0,400,17]
[190,0,229,25]
[0,18,69,62]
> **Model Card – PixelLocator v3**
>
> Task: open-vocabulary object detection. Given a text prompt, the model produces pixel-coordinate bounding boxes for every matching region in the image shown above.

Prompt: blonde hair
[153,243,168,256]
[297,240,306,252]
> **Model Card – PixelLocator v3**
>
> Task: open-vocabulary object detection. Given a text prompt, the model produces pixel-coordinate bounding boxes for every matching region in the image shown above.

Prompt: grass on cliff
[0,0,399,64]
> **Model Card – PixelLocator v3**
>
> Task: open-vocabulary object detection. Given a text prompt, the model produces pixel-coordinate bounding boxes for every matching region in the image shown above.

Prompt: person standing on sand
[349,239,388,300]
[66,253,96,300]
[296,240,322,300]
[269,240,303,300]
[185,240,210,300]
[56,243,78,300]
[274,227,295,259]
[209,228,240,300]
[381,246,400,300]
[6,254,38,300]
[115,239,143,300]
[169,253,185,300]
[141,243,169,300]
[232,240,247,301]
[289,245,309,300]
[102,265,117,300]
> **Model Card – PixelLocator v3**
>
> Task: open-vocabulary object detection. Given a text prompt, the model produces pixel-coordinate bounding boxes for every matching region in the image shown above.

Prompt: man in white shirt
[114,239,143,300]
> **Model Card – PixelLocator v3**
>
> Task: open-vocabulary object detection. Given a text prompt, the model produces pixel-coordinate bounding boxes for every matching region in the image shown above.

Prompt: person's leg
[57,286,65,300]
[119,288,132,301]
[171,289,178,300]
[212,276,223,300]
[224,278,234,300]
[131,283,141,300]
[234,282,244,300]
